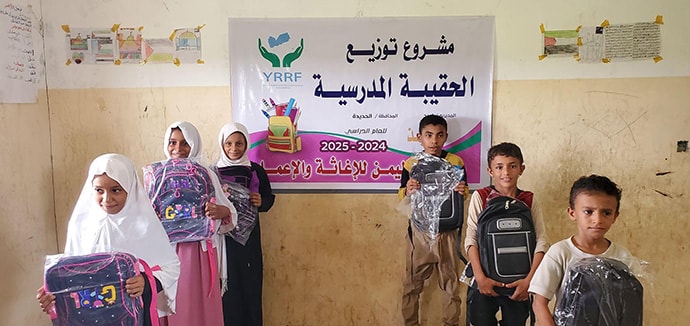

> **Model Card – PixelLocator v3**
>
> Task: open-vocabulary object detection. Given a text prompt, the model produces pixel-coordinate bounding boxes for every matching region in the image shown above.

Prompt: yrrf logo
[258,33,303,84]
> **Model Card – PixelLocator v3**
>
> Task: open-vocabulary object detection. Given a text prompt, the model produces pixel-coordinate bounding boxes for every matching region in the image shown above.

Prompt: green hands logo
[258,37,304,68]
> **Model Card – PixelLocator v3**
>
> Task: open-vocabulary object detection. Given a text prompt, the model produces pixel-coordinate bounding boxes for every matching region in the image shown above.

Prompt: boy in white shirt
[529,175,639,326]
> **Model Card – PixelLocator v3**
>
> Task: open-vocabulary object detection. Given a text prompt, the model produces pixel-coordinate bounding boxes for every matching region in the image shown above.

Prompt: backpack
[215,165,260,244]
[475,186,535,296]
[44,252,143,326]
[143,158,215,243]
[409,153,465,232]
[554,257,643,326]
[267,115,302,153]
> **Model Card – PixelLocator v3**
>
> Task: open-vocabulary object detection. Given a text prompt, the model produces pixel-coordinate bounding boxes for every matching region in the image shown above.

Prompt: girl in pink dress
[156,121,237,326]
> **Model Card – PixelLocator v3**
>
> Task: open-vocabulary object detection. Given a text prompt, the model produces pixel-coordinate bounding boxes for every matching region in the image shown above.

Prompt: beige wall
[0,92,57,325]
[38,77,689,324]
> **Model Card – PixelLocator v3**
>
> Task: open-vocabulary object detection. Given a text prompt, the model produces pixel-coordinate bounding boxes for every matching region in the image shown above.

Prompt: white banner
[229,17,494,191]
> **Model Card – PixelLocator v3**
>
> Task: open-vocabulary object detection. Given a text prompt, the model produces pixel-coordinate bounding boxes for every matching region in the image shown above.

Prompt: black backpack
[409,153,464,232]
[554,257,643,326]
[475,187,535,296]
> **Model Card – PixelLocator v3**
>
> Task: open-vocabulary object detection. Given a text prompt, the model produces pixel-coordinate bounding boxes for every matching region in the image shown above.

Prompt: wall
[5,0,690,324]
[0,0,56,325]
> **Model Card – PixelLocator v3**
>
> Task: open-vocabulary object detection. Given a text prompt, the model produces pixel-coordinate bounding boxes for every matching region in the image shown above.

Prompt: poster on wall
[229,17,494,191]
[63,26,117,65]
[116,26,143,64]
[0,2,37,103]
[170,26,204,65]
[540,16,663,63]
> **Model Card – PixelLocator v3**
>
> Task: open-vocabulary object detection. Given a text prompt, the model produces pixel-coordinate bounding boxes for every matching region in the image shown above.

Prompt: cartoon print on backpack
[143,158,216,243]
[44,252,143,326]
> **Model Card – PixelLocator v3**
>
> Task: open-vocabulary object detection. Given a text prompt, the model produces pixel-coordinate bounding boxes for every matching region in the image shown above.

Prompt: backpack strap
[205,239,218,298]
[476,186,496,207]
[138,259,161,326]
[477,185,533,209]
[516,190,534,209]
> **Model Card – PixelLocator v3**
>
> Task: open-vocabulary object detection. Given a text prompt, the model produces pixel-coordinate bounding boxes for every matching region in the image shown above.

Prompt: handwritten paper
[0,2,37,103]
[604,22,661,61]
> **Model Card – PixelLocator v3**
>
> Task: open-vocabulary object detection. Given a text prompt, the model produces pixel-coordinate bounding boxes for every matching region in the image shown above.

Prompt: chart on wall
[229,17,495,191]
[0,2,37,103]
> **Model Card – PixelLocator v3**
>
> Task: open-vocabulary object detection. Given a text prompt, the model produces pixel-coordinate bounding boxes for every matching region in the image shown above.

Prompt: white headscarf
[217,122,251,168]
[163,121,202,159]
[64,153,180,315]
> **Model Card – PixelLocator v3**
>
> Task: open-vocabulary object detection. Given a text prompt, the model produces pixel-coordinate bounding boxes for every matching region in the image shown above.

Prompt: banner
[229,17,494,191]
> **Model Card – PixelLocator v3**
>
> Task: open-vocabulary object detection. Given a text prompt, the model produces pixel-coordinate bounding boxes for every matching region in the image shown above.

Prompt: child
[215,122,275,326]
[156,121,237,326]
[529,175,639,326]
[36,153,180,325]
[399,114,468,326]
[464,142,548,326]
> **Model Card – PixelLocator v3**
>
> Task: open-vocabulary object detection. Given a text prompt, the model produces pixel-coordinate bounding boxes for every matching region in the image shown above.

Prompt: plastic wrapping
[554,257,643,326]
[142,158,215,243]
[408,152,462,241]
[44,252,143,326]
[219,180,259,245]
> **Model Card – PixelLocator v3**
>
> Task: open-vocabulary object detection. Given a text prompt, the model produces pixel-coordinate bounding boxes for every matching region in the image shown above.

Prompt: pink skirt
[159,241,223,326]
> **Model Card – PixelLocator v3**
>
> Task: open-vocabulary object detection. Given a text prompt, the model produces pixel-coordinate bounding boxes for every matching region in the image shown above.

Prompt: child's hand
[249,193,262,207]
[406,178,420,196]
[475,275,504,297]
[205,200,231,220]
[454,181,466,194]
[125,274,145,298]
[507,278,530,301]
[36,286,55,314]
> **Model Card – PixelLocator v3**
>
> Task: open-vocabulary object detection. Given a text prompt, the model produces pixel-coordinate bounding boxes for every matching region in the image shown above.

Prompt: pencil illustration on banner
[266,98,302,154]
[262,98,277,114]
[284,98,296,116]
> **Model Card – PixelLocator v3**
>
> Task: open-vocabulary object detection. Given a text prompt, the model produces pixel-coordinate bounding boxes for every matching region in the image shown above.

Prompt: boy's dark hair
[487,142,524,166]
[419,114,448,133]
[569,175,622,211]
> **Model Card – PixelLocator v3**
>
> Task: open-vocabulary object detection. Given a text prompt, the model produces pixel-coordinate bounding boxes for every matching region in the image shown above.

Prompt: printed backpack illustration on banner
[475,187,535,296]
[44,252,143,326]
[266,101,301,153]
[143,158,215,243]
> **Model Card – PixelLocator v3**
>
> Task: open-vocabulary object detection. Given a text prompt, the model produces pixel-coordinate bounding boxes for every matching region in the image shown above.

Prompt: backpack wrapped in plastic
[218,180,259,245]
[43,252,143,326]
[554,256,643,326]
[142,158,216,243]
[408,152,462,241]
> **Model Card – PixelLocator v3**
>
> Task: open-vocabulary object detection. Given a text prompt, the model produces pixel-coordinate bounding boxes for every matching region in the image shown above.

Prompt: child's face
[168,129,191,158]
[487,155,524,189]
[568,191,619,241]
[92,173,128,215]
[223,132,247,161]
[417,124,448,156]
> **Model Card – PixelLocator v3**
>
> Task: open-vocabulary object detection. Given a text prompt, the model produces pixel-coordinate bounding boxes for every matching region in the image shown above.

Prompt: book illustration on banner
[263,97,302,154]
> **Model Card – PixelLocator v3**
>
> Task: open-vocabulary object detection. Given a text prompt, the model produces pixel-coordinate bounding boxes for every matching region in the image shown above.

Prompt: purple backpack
[143,158,215,243]
[44,252,143,326]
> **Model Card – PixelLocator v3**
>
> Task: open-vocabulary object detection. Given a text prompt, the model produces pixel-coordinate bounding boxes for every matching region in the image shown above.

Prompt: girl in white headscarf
[216,122,275,326]
[37,153,180,325]
[157,121,236,326]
